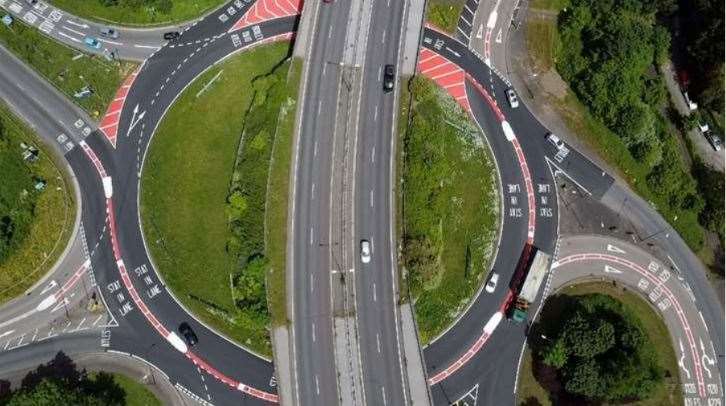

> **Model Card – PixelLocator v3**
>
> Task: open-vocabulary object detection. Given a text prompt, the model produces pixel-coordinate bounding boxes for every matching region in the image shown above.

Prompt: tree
[535,294,663,402]
[234,255,269,316]
[542,338,567,368]
[563,358,603,399]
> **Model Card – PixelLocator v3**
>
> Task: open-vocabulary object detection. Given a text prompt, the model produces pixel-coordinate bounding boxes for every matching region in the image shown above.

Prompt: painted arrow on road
[125,104,146,137]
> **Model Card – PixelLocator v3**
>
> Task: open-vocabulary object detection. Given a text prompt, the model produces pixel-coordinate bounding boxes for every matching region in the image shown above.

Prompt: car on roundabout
[178,322,198,346]
[485,272,499,293]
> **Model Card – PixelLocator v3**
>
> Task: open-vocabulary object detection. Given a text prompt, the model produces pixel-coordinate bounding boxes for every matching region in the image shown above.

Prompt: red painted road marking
[416,48,471,112]
[54,260,90,301]
[554,253,708,398]
[79,141,278,402]
[99,67,141,148]
[228,0,303,33]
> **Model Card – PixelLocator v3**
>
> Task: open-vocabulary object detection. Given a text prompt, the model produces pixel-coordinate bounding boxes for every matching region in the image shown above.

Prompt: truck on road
[511,249,551,323]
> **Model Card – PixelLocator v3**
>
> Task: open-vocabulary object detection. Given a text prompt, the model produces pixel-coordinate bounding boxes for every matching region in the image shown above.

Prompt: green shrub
[535,294,664,402]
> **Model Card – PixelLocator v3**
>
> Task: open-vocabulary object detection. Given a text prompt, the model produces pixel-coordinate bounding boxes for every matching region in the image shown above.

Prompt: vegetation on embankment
[526,0,723,258]
[49,0,225,26]
[141,42,298,356]
[0,103,75,305]
[400,76,499,344]
[0,18,136,117]
[425,0,465,34]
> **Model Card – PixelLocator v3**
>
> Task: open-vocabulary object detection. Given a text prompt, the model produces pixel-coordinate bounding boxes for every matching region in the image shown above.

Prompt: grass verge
[48,0,225,26]
[141,42,296,356]
[89,372,161,406]
[400,76,499,344]
[265,58,302,327]
[517,281,683,405]
[426,0,465,34]
[0,18,136,117]
[0,103,75,305]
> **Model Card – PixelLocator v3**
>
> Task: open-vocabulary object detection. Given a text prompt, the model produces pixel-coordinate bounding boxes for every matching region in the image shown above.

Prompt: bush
[0,120,38,264]
[555,0,711,250]
[535,294,664,402]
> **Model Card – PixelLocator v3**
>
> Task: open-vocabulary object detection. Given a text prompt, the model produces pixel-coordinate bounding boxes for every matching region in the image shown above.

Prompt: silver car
[485,272,499,293]
[545,132,565,150]
[360,240,371,264]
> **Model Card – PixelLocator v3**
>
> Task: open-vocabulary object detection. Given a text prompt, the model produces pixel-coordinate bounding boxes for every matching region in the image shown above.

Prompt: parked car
[545,132,565,150]
[163,31,180,40]
[485,272,499,293]
[84,37,102,49]
[360,240,371,264]
[178,322,198,346]
[383,64,395,92]
[707,133,722,151]
[506,88,519,108]
[100,27,119,39]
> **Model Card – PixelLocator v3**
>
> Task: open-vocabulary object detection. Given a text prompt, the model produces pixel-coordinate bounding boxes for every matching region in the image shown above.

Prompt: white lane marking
[314,140,318,157]
[40,280,58,295]
[0,330,14,339]
[378,65,382,81]
[99,38,123,46]
[311,322,316,342]
[376,333,381,353]
[372,283,377,302]
[315,375,320,395]
[317,100,323,117]
[381,28,386,44]
[57,31,81,43]
[373,105,378,122]
[381,386,387,406]
[134,44,161,49]
[65,20,89,29]
[604,265,623,274]
[310,273,314,293]
[678,338,691,379]
[92,314,104,326]
[61,26,84,36]
[309,227,313,246]
[371,146,375,163]
[327,25,332,39]
[370,189,374,208]
[311,182,316,200]
[606,244,626,253]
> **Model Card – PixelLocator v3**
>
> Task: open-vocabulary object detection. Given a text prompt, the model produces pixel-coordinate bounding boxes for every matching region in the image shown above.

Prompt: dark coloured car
[163,31,180,40]
[383,64,395,92]
[179,322,198,346]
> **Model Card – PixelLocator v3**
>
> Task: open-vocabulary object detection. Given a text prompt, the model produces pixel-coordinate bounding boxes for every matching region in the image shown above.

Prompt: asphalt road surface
[289,1,354,404]
[0,9,300,405]
[0,0,722,404]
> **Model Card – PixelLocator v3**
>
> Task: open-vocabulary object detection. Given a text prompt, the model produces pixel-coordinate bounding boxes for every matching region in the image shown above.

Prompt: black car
[178,322,198,346]
[163,31,180,41]
[383,64,395,92]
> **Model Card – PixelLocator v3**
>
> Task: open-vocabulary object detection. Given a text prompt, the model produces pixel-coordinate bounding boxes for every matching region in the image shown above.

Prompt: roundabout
[0,0,721,405]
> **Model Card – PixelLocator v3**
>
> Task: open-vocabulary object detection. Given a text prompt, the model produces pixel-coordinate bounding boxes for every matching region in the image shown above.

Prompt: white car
[360,240,371,264]
[545,132,565,150]
[506,89,519,108]
[485,272,499,293]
